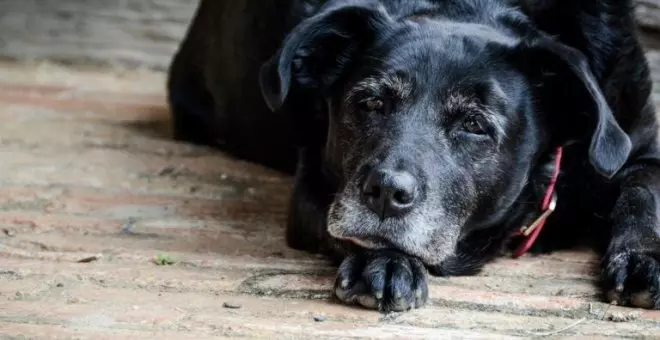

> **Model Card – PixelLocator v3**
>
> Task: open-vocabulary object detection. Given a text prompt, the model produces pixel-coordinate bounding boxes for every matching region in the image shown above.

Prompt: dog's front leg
[602,163,660,309]
[285,147,335,254]
[333,248,430,312]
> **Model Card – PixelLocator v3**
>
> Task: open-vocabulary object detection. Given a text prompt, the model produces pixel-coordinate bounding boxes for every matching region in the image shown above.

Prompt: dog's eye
[462,116,487,135]
[359,98,385,113]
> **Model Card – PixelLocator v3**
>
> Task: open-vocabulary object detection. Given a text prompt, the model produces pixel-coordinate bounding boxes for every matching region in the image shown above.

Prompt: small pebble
[313,315,326,322]
[223,302,242,309]
[157,165,183,176]
[77,255,102,263]
[56,283,64,288]
[66,297,82,304]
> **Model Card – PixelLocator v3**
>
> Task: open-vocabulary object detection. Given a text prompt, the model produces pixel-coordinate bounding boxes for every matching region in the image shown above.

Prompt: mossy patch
[154,253,176,266]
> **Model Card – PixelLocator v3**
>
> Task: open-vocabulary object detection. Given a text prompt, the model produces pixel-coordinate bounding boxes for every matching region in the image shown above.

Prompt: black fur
[168,0,660,312]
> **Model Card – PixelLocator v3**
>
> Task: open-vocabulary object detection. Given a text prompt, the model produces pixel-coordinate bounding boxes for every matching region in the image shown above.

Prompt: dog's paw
[334,250,429,312]
[602,250,660,309]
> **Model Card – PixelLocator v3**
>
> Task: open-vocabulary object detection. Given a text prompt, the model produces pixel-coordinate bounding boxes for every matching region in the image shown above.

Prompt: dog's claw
[602,250,660,309]
[334,250,429,312]
[339,279,351,289]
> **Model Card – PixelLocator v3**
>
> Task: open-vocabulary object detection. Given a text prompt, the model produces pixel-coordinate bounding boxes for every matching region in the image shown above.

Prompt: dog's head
[259,2,631,265]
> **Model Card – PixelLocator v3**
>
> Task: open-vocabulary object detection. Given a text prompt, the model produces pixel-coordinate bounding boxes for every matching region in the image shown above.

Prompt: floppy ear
[513,35,632,179]
[259,5,391,111]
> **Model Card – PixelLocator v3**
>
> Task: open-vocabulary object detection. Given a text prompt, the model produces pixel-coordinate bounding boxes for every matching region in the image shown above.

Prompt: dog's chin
[327,197,461,266]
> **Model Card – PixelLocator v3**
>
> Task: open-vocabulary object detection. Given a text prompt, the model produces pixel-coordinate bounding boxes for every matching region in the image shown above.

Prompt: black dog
[168,0,660,312]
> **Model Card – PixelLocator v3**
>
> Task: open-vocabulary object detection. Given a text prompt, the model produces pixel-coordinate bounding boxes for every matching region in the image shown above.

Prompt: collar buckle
[519,192,557,237]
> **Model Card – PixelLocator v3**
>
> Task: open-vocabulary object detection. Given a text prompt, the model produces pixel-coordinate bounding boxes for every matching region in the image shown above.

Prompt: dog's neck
[510,147,563,256]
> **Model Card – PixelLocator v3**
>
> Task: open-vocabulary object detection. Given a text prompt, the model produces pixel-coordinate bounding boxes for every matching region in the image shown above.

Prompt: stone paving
[0,61,659,339]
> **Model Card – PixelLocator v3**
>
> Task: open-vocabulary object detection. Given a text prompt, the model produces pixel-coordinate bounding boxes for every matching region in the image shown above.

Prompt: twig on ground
[529,318,587,337]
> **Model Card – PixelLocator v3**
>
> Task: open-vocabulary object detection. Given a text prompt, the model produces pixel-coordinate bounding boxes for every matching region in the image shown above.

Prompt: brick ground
[0,60,659,339]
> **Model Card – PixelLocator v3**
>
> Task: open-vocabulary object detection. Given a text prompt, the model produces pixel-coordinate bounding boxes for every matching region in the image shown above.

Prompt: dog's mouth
[327,189,462,266]
[331,234,396,250]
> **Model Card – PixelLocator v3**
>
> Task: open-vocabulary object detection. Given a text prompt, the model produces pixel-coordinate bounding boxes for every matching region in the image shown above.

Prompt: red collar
[513,147,563,258]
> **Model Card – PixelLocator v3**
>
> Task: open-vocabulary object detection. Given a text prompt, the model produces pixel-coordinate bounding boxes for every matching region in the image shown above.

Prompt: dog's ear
[259,5,391,111]
[513,35,632,179]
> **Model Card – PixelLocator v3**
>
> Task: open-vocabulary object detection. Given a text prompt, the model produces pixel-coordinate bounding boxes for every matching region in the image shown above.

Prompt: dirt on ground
[0,60,659,339]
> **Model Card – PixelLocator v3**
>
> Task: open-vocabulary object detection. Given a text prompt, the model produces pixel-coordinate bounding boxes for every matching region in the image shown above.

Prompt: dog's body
[169,0,660,311]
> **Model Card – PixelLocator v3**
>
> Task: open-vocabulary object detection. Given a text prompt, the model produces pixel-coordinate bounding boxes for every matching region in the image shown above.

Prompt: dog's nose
[361,167,419,219]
